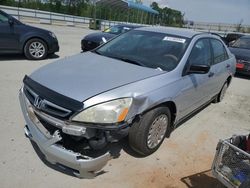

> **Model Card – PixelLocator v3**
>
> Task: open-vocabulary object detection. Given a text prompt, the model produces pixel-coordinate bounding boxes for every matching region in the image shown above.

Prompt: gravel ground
[0,23,249,188]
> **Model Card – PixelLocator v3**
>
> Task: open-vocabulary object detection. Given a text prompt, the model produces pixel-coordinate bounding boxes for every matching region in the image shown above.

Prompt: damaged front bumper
[19,88,112,178]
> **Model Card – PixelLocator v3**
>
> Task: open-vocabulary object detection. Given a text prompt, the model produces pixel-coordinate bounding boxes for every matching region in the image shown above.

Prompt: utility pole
[18,0,20,20]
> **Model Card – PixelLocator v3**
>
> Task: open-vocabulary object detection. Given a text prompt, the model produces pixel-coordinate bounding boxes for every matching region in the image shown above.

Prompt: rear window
[232,37,250,50]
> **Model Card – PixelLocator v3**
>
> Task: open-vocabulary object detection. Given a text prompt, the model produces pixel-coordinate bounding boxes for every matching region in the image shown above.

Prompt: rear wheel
[214,82,228,103]
[129,107,171,156]
[24,38,48,60]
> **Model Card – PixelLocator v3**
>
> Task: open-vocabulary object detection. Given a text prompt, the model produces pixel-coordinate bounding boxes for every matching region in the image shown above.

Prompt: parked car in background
[229,35,250,76]
[223,32,245,46]
[0,10,59,60]
[81,24,140,51]
[19,27,236,178]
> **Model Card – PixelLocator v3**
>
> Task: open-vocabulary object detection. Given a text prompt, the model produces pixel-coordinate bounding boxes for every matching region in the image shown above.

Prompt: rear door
[0,12,19,51]
[208,38,230,97]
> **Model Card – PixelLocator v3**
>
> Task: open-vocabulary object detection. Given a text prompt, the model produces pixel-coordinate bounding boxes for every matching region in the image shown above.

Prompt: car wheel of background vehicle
[24,38,48,60]
[129,107,171,156]
[214,82,228,103]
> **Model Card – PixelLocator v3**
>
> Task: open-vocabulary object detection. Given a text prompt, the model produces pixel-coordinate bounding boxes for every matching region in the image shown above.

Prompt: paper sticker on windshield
[123,27,131,30]
[163,36,186,43]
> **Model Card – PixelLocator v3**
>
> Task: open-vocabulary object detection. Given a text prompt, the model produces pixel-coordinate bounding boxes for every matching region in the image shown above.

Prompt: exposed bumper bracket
[20,88,112,178]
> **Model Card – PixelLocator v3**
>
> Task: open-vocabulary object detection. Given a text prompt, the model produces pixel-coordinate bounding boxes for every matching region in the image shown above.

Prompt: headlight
[49,32,57,39]
[72,98,132,124]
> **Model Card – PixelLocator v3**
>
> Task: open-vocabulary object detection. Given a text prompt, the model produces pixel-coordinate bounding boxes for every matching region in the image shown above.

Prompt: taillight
[236,60,244,69]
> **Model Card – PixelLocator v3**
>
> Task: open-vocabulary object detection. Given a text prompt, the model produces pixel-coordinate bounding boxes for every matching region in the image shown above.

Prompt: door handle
[226,64,230,68]
[208,72,214,77]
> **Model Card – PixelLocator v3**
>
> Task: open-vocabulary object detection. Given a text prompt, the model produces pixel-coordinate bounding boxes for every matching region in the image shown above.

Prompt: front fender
[20,32,50,51]
[81,72,181,124]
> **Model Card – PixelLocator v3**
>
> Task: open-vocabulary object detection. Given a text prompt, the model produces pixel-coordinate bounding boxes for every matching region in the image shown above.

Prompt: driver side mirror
[8,18,14,26]
[188,64,210,74]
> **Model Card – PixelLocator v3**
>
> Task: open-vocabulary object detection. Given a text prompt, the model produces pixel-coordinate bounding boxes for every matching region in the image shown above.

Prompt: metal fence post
[50,12,52,24]
[127,8,130,23]
[18,0,20,20]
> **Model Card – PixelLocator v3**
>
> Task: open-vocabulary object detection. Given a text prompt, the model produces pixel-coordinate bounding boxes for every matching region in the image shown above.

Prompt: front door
[177,38,213,119]
[0,12,19,51]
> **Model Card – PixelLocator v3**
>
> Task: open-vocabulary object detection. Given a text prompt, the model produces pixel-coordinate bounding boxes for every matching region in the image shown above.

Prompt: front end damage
[19,87,128,178]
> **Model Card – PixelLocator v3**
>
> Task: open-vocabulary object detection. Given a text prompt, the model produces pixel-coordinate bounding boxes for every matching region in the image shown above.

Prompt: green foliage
[0,0,18,6]
[150,1,183,27]
[247,27,250,34]
[0,0,183,26]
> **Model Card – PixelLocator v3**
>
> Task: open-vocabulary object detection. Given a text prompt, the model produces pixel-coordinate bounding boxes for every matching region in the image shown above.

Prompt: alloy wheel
[29,42,45,59]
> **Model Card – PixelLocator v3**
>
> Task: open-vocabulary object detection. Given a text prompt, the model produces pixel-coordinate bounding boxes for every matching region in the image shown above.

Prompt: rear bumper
[236,68,250,76]
[236,61,250,76]
[19,88,111,178]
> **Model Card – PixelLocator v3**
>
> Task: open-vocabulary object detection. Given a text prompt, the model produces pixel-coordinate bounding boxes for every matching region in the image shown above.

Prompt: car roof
[114,24,141,28]
[240,35,250,39]
[136,26,202,38]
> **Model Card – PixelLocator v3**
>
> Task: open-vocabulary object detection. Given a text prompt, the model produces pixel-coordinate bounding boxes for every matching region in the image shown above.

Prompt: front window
[103,25,130,35]
[95,30,190,71]
[0,13,8,23]
[232,37,250,50]
[189,39,212,66]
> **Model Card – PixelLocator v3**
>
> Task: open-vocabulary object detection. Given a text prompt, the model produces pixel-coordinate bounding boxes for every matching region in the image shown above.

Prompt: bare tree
[236,19,243,32]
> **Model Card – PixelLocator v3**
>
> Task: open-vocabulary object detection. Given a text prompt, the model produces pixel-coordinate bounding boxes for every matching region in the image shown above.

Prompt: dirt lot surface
[0,24,249,188]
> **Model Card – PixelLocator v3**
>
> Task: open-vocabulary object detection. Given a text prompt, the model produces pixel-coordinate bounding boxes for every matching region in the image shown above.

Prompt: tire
[129,107,171,156]
[214,82,228,103]
[24,38,48,60]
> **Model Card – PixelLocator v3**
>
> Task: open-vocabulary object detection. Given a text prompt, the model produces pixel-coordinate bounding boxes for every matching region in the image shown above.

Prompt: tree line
[0,0,183,26]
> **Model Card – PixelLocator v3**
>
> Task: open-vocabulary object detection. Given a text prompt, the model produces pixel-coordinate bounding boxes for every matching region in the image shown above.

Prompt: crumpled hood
[229,47,250,61]
[29,52,163,102]
[84,32,116,43]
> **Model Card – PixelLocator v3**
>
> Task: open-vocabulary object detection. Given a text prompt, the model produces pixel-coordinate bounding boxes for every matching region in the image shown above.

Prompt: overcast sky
[144,0,250,25]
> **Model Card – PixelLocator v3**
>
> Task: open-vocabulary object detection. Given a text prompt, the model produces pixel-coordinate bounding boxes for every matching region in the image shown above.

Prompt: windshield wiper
[114,57,145,67]
[91,50,103,55]
[92,52,145,67]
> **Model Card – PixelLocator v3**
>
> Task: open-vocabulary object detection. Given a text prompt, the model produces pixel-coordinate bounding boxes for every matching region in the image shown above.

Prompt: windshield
[104,25,131,35]
[232,37,250,50]
[95,30,190,71]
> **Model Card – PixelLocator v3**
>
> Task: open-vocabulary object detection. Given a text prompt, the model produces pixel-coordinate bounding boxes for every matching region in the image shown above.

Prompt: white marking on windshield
[163,36,186,43]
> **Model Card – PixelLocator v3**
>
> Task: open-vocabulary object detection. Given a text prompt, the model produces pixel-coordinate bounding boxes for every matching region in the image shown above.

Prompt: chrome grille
[24,86,72,118]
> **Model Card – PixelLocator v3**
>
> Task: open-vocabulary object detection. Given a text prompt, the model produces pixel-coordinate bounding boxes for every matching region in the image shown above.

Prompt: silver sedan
[19,27,236,178]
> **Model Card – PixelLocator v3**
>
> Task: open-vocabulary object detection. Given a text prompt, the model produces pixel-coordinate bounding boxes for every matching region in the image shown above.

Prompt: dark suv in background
[0,10,59,60]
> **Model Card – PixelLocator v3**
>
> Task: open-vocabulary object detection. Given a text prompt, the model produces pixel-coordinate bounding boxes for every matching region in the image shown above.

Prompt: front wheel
[129,107,171,156]
[24,38,48,60]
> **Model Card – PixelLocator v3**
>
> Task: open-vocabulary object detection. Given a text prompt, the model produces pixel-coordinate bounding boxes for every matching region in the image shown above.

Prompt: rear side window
[211,39,229,64]
[189,39,212,66]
